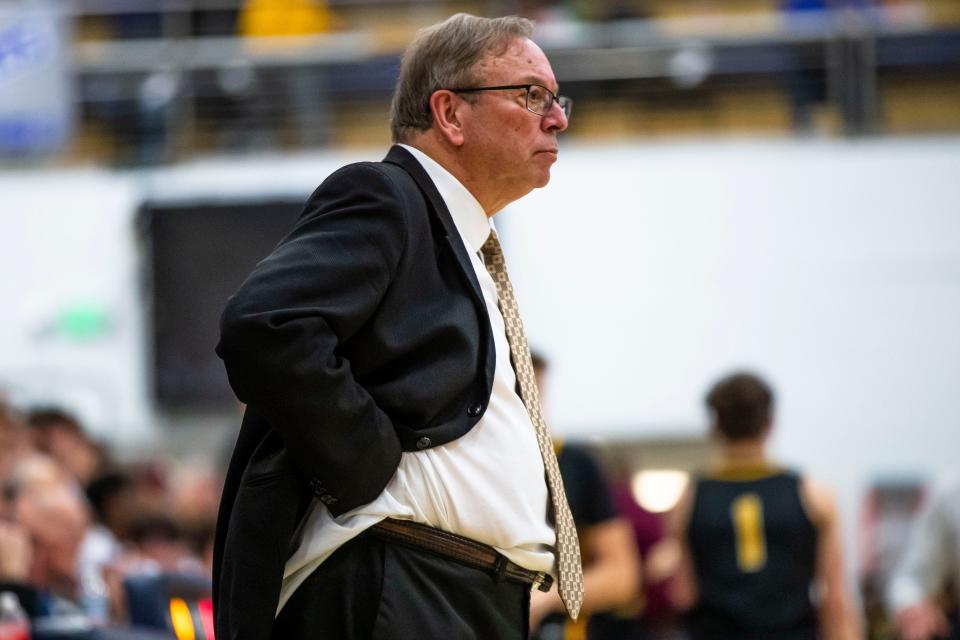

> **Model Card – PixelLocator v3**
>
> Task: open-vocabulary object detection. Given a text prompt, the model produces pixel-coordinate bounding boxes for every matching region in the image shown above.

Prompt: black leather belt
[368,518,554,592]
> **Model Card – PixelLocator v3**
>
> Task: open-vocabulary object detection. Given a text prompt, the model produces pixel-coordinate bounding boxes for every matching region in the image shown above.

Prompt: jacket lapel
[383,145,486,307]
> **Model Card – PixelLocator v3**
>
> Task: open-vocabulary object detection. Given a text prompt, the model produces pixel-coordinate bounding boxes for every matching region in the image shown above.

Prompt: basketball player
[669,372,861,640]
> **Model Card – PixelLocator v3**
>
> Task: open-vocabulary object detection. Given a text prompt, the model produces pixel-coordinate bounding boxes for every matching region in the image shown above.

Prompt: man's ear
[429,90,466,147]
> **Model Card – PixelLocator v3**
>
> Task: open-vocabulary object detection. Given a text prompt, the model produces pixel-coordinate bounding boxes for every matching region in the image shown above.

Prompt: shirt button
[416,436,432,450]
[467,403,483,417]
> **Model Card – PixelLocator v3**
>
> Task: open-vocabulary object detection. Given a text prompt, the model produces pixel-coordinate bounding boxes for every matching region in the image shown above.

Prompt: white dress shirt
[277,145,555,613]
[888,475,960,613]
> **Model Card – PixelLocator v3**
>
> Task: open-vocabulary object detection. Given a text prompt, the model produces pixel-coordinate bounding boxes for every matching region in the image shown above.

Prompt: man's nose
[542,100,568,133]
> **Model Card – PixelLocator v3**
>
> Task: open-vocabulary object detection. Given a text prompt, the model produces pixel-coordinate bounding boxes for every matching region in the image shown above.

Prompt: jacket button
[416,436,432,450]
[467,403,483,417]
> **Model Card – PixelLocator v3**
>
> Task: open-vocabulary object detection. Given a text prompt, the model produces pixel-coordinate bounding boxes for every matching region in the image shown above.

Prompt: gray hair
[389,13,534,143]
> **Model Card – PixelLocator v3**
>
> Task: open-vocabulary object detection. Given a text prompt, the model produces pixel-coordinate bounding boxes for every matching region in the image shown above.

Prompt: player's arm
[666,483,698,611]
[580,517,641,611]
[530,517,640,627]
[800,478,862,640]
[529,447,640,627]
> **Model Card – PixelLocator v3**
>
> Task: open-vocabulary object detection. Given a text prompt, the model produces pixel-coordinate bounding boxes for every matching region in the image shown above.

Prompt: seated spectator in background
[2,454,67,501]
[168,462,222,556]
[887,475,960,640]
[669,372,861,640]
[530,352,640,639]
[102,515,211,623]
[0,396,222,629]
[79,470,136,618]
[86,471,136,545]
[26,407,102,487]
[127,515,205,575]
[0,455,90,615]
[129,461,171,517]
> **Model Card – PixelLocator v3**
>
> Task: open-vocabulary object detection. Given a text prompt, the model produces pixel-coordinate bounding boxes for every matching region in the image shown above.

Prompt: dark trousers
[272,530,531,640]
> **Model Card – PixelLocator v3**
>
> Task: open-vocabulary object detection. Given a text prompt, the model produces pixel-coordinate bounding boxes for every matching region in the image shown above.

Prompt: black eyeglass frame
[447,84,572,118]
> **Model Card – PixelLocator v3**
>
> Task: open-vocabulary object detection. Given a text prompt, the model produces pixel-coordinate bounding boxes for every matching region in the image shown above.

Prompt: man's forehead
[478,40,558,89]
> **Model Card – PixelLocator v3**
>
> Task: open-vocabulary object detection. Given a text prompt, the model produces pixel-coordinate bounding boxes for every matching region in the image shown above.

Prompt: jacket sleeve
[216,163,407,516]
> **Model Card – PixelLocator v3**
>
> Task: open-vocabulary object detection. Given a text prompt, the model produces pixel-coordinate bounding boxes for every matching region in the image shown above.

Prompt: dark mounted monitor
[140,199,302,410]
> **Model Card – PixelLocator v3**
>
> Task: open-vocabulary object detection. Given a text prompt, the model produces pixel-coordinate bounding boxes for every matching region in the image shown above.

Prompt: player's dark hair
[705,372,774,441]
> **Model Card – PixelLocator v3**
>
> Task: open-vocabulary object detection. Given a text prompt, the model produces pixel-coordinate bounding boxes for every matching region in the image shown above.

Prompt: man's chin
[532,155,555,184]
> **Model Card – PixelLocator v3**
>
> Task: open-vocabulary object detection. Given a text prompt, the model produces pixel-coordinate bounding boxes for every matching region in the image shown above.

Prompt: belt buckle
[531,571,551,592]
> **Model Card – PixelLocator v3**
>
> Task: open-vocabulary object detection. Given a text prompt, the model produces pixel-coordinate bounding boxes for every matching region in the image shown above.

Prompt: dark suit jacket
[213,145,498,639]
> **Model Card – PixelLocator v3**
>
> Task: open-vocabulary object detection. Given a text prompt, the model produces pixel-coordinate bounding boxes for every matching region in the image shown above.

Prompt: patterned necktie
[481,229,584,620]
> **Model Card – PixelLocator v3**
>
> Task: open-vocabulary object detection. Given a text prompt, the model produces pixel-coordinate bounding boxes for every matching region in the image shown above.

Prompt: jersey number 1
[731,493,767,572]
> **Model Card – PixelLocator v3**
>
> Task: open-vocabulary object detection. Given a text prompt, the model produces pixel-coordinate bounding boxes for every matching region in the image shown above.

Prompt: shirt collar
[399,144,491,253]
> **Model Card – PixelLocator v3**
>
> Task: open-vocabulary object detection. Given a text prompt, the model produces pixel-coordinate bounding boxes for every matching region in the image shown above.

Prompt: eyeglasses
[448,84,572,119]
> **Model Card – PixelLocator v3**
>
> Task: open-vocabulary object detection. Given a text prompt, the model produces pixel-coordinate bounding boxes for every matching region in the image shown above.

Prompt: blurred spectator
[168,463,222,535]
[0,455,90,612]
[168,463,221,574]
[530,352,640,639]
[0,392,223,632]
[16,484,89,596]
[128,462,170,517]
[79,471,135,620]
[86,472,136,544]
[669,372,861,640]
[887,475,960,640]
[26,407,102,487]
[127,516,200,574]
[102,514,208,625]
[3,455,71,513]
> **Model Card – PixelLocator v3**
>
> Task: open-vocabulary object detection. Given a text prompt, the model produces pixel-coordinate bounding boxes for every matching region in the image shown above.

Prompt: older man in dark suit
[214,13,582,640]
